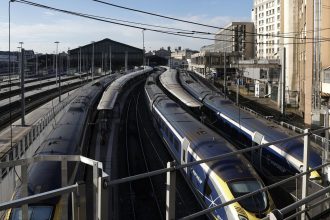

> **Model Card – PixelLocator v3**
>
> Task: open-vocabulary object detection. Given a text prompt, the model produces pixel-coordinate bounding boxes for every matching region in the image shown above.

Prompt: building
[154,47,171,59]
[295,0,330,125]
[190,51,239,78]
[145,54,168,67]
[192,21,255,79]
[171,48,198,60]
[69,38,143,74]
[252,0,282,59]
[233,59,281,101]
[214,22,255,60]
[252,0,330,125]
[0,50,35,75]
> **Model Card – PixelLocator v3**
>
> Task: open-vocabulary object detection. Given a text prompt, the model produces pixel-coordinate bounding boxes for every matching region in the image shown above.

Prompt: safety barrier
[1,128,330,220]
[0,155,108,220]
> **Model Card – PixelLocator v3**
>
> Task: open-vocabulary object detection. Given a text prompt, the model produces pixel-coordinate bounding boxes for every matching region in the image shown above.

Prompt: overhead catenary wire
[92,0,330,41]
[13,0,330,46]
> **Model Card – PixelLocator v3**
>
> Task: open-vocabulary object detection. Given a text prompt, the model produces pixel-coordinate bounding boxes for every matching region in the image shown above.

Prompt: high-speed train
[178,71,322,179]
[6,76,115,220]
[145,73,274,220]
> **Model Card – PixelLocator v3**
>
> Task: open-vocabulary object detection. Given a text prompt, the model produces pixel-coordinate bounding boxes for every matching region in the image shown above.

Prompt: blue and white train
[179,71,322,180]
[145,74,274,220]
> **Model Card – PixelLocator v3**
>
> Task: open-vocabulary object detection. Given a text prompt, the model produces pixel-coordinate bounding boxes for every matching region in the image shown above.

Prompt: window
[11,206,53,220]
[173,138,179,152]
[169,131,174,144]
[182,149,186,162]
[204,182,212,197]
[229,180,268,213]
[324,69,330,83]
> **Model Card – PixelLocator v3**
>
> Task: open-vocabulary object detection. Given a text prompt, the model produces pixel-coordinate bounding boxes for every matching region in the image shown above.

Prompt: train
[5,76,115,220]
[97,67,153,144]
[178,70,322,180]
[144,72,274,220]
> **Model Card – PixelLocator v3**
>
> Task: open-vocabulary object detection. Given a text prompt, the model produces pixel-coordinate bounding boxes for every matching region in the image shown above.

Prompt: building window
[324,70,330,83]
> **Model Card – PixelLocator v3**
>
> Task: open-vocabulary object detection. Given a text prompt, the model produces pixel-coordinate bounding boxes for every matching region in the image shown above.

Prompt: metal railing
[107,127,330,220]
[0,155,108,220]
[1,128,330,220]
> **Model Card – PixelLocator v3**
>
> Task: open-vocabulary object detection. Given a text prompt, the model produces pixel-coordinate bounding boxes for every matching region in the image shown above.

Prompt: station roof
[69,38,143,53]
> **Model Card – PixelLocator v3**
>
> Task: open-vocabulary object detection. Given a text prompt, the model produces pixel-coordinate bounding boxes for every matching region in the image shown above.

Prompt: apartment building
[214,22,255,60]
[252,0,282,59]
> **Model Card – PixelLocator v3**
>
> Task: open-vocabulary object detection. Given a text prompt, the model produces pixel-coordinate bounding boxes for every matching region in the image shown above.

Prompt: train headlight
[310,170,321,180]
[238,215,248,220]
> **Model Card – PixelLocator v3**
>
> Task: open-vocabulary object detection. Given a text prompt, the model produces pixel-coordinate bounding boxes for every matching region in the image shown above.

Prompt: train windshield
[10,206,53,220]
[229,180,268,213]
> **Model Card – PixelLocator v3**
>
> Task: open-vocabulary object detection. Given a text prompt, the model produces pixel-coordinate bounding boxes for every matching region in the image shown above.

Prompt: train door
[252,132,264,171]
[181,138,189,173]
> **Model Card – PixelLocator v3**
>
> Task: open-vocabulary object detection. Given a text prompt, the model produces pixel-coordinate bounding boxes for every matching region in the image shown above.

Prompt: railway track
[0,81,83,131]
[0,76,86,101]
[119,87,163,219]
[116,81,205,219]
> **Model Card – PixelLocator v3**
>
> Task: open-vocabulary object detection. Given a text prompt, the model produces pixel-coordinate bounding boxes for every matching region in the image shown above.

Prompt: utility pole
[142,29,145,69]
[224,52,227,98]
[101,52,104,74]
[125,51,128,72]
[20,48,25,126]
[55,41,61,102]
[45,53,48,75]
[91,41,95,81]
[35,53,38,76]
[79,46,81,74]
[67,47,70,75]
[109,45,112,74]
[281,47,286,117]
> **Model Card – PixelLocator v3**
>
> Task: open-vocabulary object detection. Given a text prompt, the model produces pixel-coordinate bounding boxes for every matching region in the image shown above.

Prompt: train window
[182,149,186,162]
[173,138,179,152]
[228,179,268,213]
[165,126,170,137]
[168,132,174,144]
[11,206,53,220]
[204,182,212,197]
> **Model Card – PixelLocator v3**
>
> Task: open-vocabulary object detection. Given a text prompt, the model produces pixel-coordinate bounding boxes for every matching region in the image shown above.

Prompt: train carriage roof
[159,68,202,108]
[154,97,258,182]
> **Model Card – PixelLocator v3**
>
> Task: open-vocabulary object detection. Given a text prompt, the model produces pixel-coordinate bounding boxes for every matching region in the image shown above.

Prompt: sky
[0,0,253,53]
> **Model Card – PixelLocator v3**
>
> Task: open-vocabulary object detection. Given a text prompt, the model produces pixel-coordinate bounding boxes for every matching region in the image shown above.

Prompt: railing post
[99,175,109,220]
[301,128,310,220]
[93,161,99,220]
[61,159,68,220]
[21,164,28,220]
[269,209,283,220]
[71,191,77,220]
[166,162,176,220]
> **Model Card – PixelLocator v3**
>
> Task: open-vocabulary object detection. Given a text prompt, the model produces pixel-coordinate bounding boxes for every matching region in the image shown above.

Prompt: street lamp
[54,41,61,102]
[91,41,95,81]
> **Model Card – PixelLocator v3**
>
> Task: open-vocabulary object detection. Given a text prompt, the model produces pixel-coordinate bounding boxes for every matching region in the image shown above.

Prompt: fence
[0,155,108,220]
[1,126,330,220]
